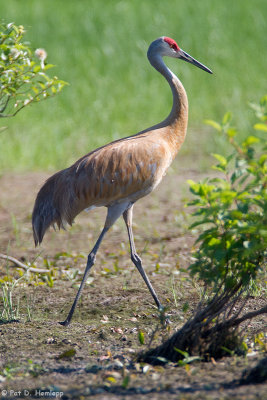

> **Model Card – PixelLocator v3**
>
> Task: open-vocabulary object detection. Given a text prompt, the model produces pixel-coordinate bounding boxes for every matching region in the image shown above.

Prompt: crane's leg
[123,206,163,310]
[60,202,129,326]
[59,226,108,326]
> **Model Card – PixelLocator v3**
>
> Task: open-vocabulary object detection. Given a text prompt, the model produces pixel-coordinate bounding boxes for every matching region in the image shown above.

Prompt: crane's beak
[178,49,212,74]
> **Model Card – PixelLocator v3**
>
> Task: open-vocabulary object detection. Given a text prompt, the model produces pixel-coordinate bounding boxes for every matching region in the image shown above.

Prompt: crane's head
[148,37,212,74]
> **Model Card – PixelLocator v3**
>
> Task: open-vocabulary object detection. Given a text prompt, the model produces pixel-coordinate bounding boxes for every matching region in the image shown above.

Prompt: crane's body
[32,37,212,326]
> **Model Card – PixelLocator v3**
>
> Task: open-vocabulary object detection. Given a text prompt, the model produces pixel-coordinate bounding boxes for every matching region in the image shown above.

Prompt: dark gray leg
[60,226,108,326]
[60,201,130,326]
[123,206,162,310]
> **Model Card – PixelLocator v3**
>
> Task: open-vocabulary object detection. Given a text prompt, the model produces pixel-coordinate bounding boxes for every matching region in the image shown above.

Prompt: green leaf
[242,136,260,147]
[58,348,76,359]
[174,347,189,358]
[138,330,145,345]
[226,128,237,138]
[212,153,227,167]
[43,63,55,70]
[212,165,226,173]
[259,154,267,166]
[189,218,215,228]
[222,111,232,125]
[208,237,221,246]
[254,123,267,132]
[33,65,41,73]
[106,376,117,383]
[229,210,243,219]
[259,95,267,106]
[221,346,234,356]
[204,119,222,131]
[187,179,196,186]
[187,181,200,195]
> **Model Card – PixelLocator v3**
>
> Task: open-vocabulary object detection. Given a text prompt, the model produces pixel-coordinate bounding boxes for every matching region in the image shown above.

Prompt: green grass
[0,0,266,171]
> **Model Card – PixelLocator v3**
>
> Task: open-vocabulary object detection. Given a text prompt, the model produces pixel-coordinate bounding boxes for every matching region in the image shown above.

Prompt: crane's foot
[59,319,70,327]
[165,316,172,326]
[158,305,171,326]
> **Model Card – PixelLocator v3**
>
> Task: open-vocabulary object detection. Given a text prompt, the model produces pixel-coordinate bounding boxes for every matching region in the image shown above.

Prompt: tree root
[139,288,267,365]
[0,253,49,273]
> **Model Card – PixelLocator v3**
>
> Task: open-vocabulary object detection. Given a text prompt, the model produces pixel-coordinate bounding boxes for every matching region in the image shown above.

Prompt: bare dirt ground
[0,167,266,399]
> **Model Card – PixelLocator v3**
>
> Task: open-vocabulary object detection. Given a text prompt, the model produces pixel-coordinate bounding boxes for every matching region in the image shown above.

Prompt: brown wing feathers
[32,135,168,245]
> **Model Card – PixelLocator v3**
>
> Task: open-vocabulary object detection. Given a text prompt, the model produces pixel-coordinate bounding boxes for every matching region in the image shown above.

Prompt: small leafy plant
[0,276,22,322]
[0,22,67,118]
[188,96,267,292]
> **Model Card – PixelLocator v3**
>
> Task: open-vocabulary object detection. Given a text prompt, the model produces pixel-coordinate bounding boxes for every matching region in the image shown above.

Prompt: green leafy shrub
[187,96,267,291]
[0,22,67,118]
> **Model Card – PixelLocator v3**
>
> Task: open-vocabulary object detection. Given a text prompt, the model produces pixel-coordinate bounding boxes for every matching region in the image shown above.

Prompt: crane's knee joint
[131,253,142,265]
[87,252,96,266]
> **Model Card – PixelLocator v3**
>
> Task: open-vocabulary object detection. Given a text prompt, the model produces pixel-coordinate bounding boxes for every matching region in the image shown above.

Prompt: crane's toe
[59,319,70,327]
[158,305,172,326]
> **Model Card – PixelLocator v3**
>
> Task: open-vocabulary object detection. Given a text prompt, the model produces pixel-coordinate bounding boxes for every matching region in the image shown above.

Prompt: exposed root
[0,253,50,274]
[139,287,267,365]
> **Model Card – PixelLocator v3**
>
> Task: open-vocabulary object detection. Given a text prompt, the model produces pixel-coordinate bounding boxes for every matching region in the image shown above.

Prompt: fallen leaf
[138,330,145,345]
[185,364,191,376]
[58,348,76,360]
[106,376,117,383]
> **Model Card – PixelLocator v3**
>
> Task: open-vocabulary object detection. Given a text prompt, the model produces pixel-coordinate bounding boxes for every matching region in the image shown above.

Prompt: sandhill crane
[32,37,212,326]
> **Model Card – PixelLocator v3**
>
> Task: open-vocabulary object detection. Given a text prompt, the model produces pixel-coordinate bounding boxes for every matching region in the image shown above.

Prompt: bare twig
[214,304,267,332]
[1,87,56,118]
[0,95,11,114]
[0,253,49,273]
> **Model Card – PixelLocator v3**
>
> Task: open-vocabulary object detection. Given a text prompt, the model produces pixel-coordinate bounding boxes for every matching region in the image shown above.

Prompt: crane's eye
[170,43,177,51]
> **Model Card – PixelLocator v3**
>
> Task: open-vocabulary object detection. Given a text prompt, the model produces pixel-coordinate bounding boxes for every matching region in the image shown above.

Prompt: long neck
[147,52,188,156]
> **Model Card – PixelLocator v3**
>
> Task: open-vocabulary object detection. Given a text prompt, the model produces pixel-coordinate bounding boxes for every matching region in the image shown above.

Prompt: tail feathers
[32,195,60,247]
[32,168,88,246]
[32,174,65,246]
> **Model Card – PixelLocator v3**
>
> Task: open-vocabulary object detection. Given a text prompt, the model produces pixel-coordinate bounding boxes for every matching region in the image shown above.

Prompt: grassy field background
[0,0,266,171]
